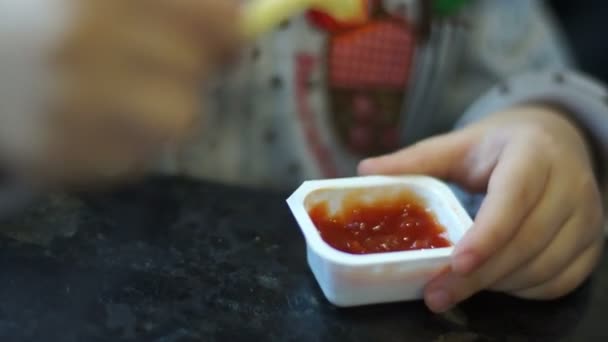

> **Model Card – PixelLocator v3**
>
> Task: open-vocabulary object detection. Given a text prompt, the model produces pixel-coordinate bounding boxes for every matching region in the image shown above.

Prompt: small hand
[31,0,242,187]
[359,105,604,312]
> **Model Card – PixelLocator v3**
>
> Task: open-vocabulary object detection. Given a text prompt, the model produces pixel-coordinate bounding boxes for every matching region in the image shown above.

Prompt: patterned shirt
[156,0,573,190]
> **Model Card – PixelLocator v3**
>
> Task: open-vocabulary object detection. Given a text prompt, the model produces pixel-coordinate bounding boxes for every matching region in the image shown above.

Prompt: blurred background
[549,0,608,83]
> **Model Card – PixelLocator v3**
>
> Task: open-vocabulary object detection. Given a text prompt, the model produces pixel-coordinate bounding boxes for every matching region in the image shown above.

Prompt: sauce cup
[286,175,473,307]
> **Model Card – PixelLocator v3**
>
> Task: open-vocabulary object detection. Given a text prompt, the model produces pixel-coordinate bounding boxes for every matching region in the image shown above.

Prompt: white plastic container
[286,175,473,307]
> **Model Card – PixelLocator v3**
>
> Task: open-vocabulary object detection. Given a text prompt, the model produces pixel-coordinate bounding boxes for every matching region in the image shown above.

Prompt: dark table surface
[0,177,606,342]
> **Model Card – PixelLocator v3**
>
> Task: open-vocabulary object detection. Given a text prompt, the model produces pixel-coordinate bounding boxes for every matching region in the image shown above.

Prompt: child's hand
[358,105,605,313]
[32,0,241,186]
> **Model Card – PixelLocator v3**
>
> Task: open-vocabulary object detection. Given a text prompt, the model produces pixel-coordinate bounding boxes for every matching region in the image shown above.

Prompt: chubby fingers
[358,131,474,180]
[423,177,567,313]
[155,0,243,61]
[423,165,604,313]
[46,0,243,185]
[492,174,604,293]
[359,128,551,277]
[449,141,551,275]
[513,241,603,300]
[423,145,562,312]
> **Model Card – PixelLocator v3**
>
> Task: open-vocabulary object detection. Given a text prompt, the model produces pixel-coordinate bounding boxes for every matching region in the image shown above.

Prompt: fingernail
[357,159,374,175]
[426,289,452,313]
[452,251,478,275]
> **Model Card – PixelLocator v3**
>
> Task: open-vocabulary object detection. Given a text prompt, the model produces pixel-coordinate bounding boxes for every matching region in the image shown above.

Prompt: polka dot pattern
[270,76,283,89]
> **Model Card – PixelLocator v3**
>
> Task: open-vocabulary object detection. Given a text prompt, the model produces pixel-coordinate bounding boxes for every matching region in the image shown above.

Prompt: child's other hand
[34,0,241,187]
[358,105,605,313]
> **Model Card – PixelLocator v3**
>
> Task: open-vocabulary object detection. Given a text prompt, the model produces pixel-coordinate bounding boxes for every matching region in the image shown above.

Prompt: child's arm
[449,0,607,235]
[454,0,608,229]
[360,104,605,312]
[359,0,606,312]
[458,71,608,229]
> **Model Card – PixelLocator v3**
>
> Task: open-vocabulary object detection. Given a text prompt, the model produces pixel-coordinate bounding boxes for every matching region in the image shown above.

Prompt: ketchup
[308,191,452,255]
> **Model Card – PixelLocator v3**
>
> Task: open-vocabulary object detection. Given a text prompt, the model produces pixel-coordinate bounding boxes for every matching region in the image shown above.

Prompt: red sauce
[308,191,452,255]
